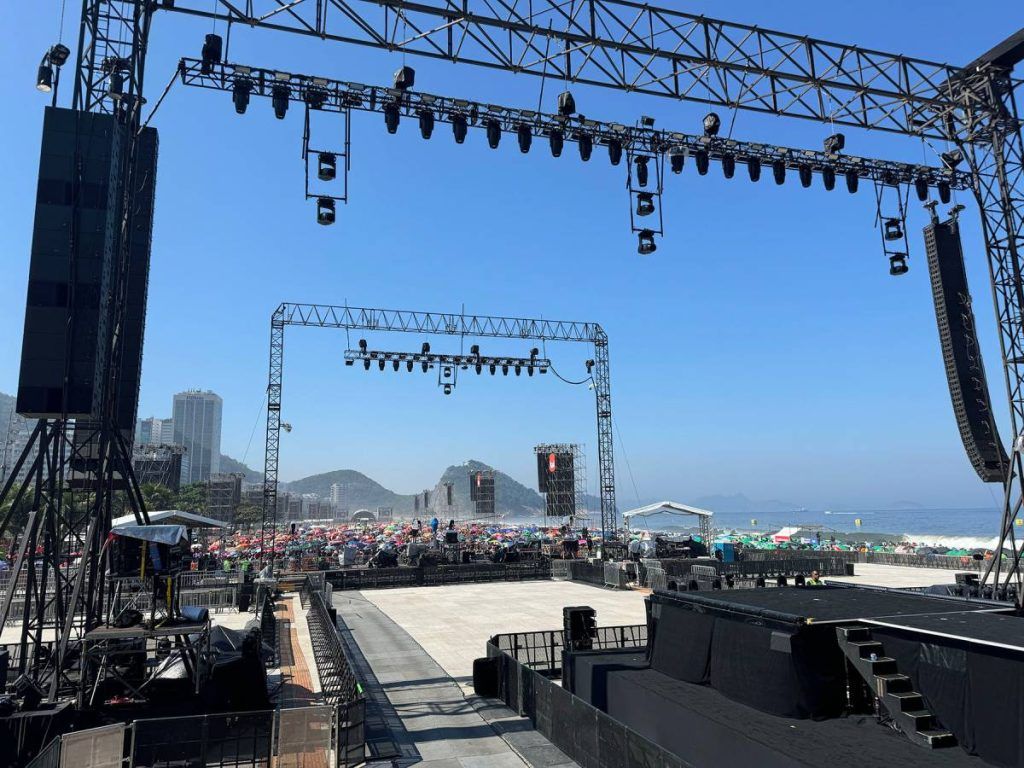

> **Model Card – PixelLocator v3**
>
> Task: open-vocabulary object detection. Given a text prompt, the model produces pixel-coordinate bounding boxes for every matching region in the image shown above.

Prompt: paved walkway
[276,596,321,707]
[333,591,577,768]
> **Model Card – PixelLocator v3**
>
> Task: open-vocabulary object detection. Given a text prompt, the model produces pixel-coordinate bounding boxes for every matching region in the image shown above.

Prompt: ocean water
[694,508,1005,538]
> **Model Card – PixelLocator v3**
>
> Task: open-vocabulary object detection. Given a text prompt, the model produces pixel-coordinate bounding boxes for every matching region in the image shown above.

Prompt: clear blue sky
[0,1,1019,510]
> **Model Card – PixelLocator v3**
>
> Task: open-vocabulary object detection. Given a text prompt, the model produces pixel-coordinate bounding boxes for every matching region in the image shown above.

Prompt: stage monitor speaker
[925,217,1009,482]
[563,605,597,651]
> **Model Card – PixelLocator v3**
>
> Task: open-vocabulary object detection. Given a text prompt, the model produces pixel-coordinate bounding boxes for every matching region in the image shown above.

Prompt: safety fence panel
[59,723,125,768]
[129,711,274,768]
[325,560,551,590]
[486,640,694,768]
[551,559,571,579]
[335,698,366,768]
[277,705,333,768]
[488,624,648,674]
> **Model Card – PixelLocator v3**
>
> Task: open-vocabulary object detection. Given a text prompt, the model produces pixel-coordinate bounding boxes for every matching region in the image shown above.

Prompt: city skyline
[0,1,1018,513]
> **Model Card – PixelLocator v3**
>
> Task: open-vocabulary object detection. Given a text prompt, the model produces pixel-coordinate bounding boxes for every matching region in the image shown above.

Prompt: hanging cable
[139,66,179,132]
[57,0,68,43]
[240,392,269,468]
[612,415,643,508]
[546,362,591,386]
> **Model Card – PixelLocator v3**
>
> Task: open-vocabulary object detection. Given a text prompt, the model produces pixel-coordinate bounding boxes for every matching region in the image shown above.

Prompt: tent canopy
[112,509,226,529]
[111,524,188,546]
[622,501,714,521]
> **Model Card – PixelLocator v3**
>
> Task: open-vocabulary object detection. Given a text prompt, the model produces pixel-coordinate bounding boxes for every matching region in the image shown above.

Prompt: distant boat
[824,511,857,516]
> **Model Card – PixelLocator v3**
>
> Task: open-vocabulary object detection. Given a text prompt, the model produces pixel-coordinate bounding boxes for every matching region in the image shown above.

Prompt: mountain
[693,493,803,514]
[218,454,263,484]
[285,460,549,518]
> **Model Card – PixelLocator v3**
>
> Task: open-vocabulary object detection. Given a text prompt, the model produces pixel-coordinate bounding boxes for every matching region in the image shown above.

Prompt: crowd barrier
[25,705,358,768]
[325,560,551,590]
[738,549,988,570]
[488,624,647,675]
[485,626,685,768]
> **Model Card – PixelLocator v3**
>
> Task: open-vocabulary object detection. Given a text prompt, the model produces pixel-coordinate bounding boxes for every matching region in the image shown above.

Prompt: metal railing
[325,559,551,590]
[488,623,648,675]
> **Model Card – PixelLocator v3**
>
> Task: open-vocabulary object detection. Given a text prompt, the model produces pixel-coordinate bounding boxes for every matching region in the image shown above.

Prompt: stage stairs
[837,625,956,749]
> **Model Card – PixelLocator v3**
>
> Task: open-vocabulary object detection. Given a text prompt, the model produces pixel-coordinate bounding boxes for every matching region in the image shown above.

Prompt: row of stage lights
[345,341,551,387]
[205,55,967,226]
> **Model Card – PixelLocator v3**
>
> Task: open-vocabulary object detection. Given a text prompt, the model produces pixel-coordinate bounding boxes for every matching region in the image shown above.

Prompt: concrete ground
[825,563,969,589]
[361,581,648,683]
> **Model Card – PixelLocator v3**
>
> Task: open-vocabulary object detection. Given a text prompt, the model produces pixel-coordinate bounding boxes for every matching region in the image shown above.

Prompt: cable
[612,415,643,508]
[546,362,591,386]
[240,392,269,468]
[139,66,179,132]
[57,0,67,43]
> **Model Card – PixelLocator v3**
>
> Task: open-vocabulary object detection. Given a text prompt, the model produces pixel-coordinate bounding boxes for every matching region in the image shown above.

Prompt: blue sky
[0,1,1019,510]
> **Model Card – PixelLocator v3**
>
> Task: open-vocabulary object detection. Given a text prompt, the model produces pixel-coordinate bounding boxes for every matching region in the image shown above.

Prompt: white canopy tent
[622,501,713,543]
[112,509,227,530]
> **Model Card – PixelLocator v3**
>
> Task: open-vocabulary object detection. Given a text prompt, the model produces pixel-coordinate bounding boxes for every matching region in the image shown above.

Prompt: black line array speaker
[537,450,575,516]
[924,217,1008,483]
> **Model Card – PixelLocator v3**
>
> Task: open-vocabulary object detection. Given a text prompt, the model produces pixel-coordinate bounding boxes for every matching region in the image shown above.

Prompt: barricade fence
[25,705,360,768]
[738,549,987,570]
[488,624,648,675]
[486,629,690,768]
[325,559,551,590]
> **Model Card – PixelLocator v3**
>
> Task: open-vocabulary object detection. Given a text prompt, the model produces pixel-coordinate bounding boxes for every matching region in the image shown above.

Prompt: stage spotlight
[452,113,468,143]
[475,363,482,374]
[489,363,496,375]
[702,112,721,137]
[721,154,736,179]
[669,146,686,174]
[393,65,415,90]
[608,139,623,166]
[318,152,337,181]
[515,365,522,376]
[884,218,904,241]
[378,359,386,371]
[345,359,354,366]
[549,128,564,157]
[393,360,400,371]
[37,61,53,92]
[822,166,836,191]
[845,170,859,193]
[530,348,539,359]
[637,229,656,255]
[578,132,593,161]
[363,359,371,370]
[316,197,335,225]
[485,118,501,148]
[407,360,414,372]
[889,253,909,276]
[914,177,929,201]
[558,90,576,116]
[528,366,535,377]
[502,364,509,375]
[384,102,400,133]
[823,133,845,154]
[636,192,655,217]
[305,85,327,110]
[358,339,367,351]
[586,360,595,374]
[747,157,761,182]
[443,366,453,379]
[941,149,963,171]
[517,123,532,153]
[471,344,480,356]
[938,180,951,204]
[421,361,429,373]
[232,78,252,114]
[271,83,289,119]
[201,33,223,75]
[48,43,70,67]
[772,159,786,185]
[798,164,812,188]
[443,383,453,395]
[418,109,435,139]
[422,342,431,354]
[695,150,709,175]
[634,156,649,187]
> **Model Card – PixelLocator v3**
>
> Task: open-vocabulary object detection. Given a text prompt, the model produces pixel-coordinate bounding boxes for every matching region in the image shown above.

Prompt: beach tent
[622,501,713,542]
[772,526,801,544]
[112,509,227,530]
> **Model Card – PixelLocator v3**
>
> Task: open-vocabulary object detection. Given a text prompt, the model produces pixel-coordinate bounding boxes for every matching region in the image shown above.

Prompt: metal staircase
[837,625,956,749]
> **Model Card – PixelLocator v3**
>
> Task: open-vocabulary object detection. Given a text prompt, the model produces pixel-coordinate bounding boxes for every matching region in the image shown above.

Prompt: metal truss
[263,303,617,564]
[162,0,969,138]
[343,349,552,374]
[179,59,972,194]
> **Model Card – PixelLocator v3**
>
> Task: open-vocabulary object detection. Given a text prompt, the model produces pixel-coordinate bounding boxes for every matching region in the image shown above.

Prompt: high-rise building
[172,390,223,485]
[136,416,175,446]
[330,483,346,507]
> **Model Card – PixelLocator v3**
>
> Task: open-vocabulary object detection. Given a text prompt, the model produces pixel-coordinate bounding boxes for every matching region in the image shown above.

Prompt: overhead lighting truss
[344,348,551,376]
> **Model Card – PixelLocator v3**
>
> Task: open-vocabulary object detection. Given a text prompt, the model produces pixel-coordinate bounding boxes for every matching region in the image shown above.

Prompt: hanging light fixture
[702,112,722,136]
[316,197,335,226]
[384,102,400,134]
[232,78,252,114]
[938,181,951,204]
[772,160,786,185]
[695,150,709,175]
[669,146,687,174]
[747,157,761,182]
[201,33,223,75]
[486,118,501,149]
[884,218,904,241]
[634,156,650,187]
[889,253,909,276]
[549,128,564,157]
[636,192,655,217]
[271,83,289,119]
[452,113,468,143]
[845,170,859,193]
[317,153,337,182]
[637,229,656,255]
[822,166,836,191]
[517,123,532,153]
[608,139,623,166]
[914,177,929,201]
[578,132,593,161]
[418,109,435,139]
[721,154,736,179]
[558,91,576,116]
[798,164,813,188]
[823,133,845,154]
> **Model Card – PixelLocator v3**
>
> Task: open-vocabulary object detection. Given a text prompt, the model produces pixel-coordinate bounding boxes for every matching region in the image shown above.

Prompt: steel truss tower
[261,304,617,563]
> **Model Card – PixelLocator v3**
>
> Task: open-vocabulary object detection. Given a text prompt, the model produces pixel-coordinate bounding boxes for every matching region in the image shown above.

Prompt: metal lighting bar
[264,303,615,565]
[159,0,973,138]
[344,349,551,372]
[179,58,972,192]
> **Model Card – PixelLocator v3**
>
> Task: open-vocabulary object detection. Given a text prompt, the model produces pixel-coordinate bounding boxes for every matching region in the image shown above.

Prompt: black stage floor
[866,610,1024,652]
[604,665,986,768]
[665,586,1009,624]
